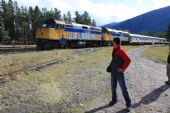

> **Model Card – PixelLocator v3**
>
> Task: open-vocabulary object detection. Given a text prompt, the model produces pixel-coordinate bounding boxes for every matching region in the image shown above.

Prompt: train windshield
[42,23,56,28]
[42,19,65,29]
[102,27,109,33]
[123,33,130,37]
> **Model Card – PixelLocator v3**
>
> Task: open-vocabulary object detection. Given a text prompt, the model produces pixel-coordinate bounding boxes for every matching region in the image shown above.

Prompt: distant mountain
[102,22,119,28]
[106,6,170,34]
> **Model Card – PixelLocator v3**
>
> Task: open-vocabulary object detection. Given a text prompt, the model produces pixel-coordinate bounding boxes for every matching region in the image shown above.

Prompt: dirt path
[85,47,170,113]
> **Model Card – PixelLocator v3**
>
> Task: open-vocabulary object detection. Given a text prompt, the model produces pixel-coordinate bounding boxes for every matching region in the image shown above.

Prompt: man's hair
[113,38,121,45]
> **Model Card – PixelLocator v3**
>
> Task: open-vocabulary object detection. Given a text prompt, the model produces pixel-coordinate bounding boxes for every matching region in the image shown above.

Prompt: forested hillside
[0,0,96,44]
[107,6,170,34]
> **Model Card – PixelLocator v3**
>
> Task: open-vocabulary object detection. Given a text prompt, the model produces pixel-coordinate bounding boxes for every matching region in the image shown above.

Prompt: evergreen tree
[63,11,72,22]
[28,6,34,43]
[166,23,170,42]
[67,11,72,22]
[74,11,95,25]
[42,8,47,19]
[32,6,42,39]
[0,0,97,44]
[0,0,3,29]
[0,23,10,43]
[54,8,61,20]
[7,0,15,41]
[74,11,81,23]
[0,0,11,42]
[63,13,68,21]
[34,6,42,26]
[2,0,13,41]
[0,0,3,19]
[13,1,20,43]
[82,11,91,25]
[91,19,96,26]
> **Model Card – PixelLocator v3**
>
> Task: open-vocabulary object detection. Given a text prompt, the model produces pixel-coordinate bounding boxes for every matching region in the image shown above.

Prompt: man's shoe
[126,104,132,112]
[108,101,117,106]
[165,81,170,85]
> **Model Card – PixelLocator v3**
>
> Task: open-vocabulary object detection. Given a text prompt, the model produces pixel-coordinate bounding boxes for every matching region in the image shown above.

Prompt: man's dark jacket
[107,46,131,73]
[168,53,170,64]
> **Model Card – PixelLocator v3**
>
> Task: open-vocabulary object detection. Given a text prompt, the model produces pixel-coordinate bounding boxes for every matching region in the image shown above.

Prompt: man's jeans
[111,72,131,107]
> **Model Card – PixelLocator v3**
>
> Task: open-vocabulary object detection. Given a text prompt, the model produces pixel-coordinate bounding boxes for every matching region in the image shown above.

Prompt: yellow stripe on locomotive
[36,28,68,40]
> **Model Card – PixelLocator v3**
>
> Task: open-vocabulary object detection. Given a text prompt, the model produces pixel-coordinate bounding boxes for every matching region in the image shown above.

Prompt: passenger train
[36,19,167,50]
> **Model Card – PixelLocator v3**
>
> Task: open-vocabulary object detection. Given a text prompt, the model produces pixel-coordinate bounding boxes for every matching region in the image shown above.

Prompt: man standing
[165,49,170,85]
[107,38,131,111]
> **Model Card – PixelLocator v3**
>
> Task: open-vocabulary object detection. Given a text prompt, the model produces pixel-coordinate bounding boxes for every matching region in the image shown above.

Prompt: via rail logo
[74,32,78,39]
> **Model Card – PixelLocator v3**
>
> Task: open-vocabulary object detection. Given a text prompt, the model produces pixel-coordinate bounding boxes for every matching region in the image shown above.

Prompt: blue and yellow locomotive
[36,19,104,49]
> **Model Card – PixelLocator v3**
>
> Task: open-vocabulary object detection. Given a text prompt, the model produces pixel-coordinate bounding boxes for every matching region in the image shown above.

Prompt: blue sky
[15,0,170,25]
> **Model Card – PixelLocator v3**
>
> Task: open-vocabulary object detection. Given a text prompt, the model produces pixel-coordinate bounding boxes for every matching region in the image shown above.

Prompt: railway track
[0,48,103,82]
[0,47,36,54]
[0,49,36,54]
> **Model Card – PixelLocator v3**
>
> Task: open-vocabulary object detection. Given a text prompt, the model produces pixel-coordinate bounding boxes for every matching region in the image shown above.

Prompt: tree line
[0,0,96,44]
[140,25,170,42]
[166,24,170,42]
[140,32,166,38]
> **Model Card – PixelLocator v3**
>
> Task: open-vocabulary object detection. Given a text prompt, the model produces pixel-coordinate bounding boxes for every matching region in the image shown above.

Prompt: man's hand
[117,68,124,73]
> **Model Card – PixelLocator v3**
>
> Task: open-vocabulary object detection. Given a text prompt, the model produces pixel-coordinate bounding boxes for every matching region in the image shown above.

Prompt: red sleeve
[118,49,131,70]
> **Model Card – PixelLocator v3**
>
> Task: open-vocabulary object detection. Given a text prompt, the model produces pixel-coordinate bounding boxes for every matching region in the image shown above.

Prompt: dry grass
[144,45,169,63]
[0,49,73,75]
[123,45,140,51]
[0,46,138,75]
[0,46,138,112]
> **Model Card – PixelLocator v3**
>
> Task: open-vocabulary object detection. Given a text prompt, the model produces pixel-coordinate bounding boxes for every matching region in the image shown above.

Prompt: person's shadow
[85,84,169,113]
[85,104,111,113]
[132,84,170,108]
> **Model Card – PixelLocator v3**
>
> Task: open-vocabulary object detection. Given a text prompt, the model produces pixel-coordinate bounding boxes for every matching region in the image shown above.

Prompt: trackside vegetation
[144,45,169,63]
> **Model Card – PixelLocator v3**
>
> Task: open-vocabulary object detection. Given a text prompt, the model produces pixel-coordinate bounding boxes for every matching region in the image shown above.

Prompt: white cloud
[40,0,139,25]
[14,0,139,25]
[15,0,42,7]
[152,0,170,9]
[14,0,170,26]
[138,0,144,4]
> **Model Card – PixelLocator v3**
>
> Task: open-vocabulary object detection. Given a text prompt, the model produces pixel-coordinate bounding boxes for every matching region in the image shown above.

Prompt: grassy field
[0,46,137,76]
[0,49,73,75]
[0,46,138,113]
[144,45,169,63]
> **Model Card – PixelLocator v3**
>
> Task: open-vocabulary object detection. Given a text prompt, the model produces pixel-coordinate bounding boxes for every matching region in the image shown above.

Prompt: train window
[102,28,106,32]
[91,27,101,31]
[61,25,65,29]
[66,24,73,28]
[101,27,110,33]
[43,19,56,28]
[55,24,60,29]
[123,34,130,37]
[55,24,65,29]
[46,24,55,28]
[82,26,88,29]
